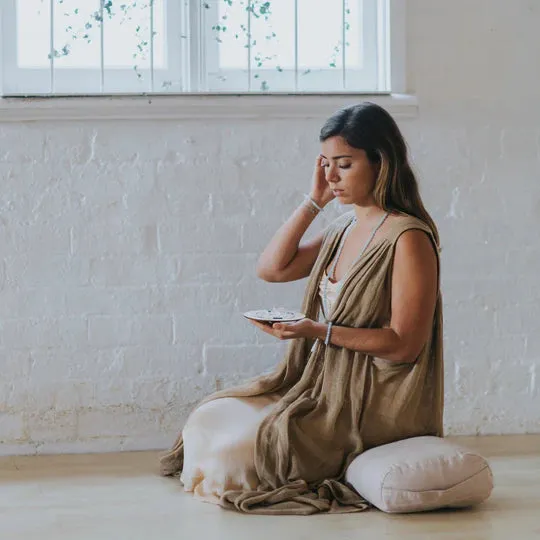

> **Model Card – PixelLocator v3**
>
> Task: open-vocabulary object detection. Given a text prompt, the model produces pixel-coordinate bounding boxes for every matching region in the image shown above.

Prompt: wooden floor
[1,435,539,540]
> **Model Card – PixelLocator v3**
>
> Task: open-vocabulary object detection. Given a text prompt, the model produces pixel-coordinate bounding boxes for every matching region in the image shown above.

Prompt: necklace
[321,211,389,321]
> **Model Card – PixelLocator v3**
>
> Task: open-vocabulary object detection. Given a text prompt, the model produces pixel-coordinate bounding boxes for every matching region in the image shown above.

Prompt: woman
[160,102,443,515]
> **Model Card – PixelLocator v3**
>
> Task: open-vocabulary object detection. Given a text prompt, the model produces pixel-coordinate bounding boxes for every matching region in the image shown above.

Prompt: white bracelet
[302,200,319,215]
[324,322,333,346]
[303,194,324,213]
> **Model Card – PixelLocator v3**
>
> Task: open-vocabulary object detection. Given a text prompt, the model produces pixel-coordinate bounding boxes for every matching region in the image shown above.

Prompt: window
[1,0,394,96]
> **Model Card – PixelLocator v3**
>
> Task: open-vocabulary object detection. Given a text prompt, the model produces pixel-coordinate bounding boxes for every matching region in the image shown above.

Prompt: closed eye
[322,163,351,169]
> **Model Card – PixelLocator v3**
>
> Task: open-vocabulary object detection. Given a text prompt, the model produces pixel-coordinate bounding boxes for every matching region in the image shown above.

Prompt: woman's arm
[257,155,338,283]
[256,199,325,283]
[313,229,439,363]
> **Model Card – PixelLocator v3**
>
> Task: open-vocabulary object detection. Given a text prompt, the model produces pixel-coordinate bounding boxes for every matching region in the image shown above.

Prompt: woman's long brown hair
[319,102,440,249]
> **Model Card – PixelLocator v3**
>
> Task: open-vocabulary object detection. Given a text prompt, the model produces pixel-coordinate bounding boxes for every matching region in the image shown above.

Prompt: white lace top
[318,269,344,321]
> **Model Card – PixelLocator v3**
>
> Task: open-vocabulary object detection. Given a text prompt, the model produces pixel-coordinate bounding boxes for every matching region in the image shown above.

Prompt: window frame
[1,0,184,95]
[198,0,381,93]
[1,0,405,96]
[0,0,414,121]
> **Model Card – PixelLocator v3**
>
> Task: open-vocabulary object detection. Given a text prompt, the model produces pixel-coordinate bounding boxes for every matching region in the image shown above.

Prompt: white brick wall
[1,0,539,455]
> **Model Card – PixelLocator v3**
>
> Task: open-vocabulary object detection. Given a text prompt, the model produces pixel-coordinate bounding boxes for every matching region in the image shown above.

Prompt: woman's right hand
[309,155,336,208]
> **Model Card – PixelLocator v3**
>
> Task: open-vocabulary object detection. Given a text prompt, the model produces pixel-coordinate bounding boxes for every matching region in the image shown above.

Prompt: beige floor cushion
[345,436,494,513]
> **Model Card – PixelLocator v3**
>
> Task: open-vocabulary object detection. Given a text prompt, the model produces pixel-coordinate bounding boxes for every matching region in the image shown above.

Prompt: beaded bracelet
[324,321,333,346]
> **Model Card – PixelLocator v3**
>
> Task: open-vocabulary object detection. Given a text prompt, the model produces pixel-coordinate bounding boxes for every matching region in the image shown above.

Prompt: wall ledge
[0,93,418,123]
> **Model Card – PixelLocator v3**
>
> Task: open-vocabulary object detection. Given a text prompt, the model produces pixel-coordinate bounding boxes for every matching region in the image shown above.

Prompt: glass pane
[346,0,363,69]
[103,1,165,69]
[215,0,248,70]
[209,0,369,92]
[248,0,295,90]
[17,1,165,70]
[153,0,166,67]
[215,0,295,69]
[52,0,101,69]
[215,0,360,71]
[17,0,51,67]
[297,0,343,70]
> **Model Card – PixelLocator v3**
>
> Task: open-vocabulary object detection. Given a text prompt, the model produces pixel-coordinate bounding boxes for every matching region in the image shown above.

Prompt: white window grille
[0,0,392,96]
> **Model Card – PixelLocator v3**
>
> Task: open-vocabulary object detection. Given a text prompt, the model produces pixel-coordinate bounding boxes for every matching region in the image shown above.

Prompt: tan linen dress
[160,211,444,515]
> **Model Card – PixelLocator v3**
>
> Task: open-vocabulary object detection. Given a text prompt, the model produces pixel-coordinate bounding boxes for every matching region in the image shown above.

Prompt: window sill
[0,93,418,123]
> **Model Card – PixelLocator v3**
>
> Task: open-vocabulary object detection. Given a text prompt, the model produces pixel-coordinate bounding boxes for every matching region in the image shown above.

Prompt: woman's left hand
[248,318,320,341]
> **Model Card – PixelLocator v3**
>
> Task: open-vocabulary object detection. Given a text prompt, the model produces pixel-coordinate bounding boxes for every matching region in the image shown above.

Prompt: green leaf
[260,2,271,15]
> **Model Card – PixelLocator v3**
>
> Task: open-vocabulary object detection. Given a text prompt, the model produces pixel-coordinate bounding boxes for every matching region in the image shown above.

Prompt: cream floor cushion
[345,436,494,513]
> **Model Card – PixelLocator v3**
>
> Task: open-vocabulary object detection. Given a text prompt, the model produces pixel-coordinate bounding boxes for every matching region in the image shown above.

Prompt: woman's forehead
[321,137,364,159]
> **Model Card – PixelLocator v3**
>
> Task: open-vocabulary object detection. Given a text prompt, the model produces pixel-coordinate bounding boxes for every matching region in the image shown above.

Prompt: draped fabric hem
[219,478,371,515]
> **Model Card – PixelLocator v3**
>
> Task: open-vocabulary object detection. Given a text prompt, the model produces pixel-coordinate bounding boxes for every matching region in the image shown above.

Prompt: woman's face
[320,136,379,205]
